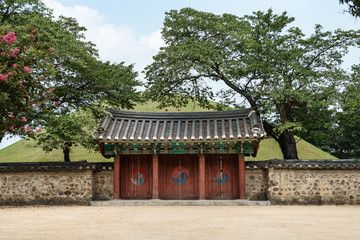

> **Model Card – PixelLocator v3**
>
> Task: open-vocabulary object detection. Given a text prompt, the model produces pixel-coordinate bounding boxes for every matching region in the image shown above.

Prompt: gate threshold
[90,199,270,206]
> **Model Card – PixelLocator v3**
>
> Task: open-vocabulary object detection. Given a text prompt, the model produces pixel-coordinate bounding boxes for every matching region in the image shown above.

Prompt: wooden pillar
[238,155,246,199]
[199,154,206,200]
[113,156,120,199]
[152,154,159,199]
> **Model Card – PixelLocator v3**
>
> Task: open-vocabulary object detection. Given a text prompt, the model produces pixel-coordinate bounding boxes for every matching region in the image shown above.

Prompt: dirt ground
[0,205,359,240]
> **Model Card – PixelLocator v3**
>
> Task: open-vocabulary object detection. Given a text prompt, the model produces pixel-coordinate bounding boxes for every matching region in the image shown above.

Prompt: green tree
[145,8,360,159]
[329,65,360,158]
[339,0,360,18]
[0,0,142,158]
[0,29,56,141]
[36,110,98,162]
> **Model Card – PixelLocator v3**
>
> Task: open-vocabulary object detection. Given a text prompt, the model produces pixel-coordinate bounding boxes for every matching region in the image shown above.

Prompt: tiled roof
[94,108,266,142]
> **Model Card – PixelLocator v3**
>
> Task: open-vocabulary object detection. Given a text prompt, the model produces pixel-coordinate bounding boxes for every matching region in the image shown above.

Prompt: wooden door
[159,154,198,199]
[205,154,239,199]
[120,155,152,199]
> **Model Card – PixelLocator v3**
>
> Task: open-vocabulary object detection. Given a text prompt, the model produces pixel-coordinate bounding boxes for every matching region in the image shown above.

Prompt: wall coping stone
[246,159,360,169]
[268,159,360,169]
[0,161,113,172]
[0,159,359,172]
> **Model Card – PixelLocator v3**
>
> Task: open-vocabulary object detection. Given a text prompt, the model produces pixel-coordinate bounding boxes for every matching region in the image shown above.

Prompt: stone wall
[0,160,359,205]
[268,169,360,204]
[245,168,268,200]
[92,170,113,200]
[0,170,93,205]
[0,162,113,205]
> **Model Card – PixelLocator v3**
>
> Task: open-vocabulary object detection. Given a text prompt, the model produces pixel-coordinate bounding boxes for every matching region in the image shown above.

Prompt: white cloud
[140,30,165,50]
[44,0,105,26]
[43,0,163,73]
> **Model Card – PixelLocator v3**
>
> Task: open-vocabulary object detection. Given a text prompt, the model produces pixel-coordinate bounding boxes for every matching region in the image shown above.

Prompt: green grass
[0,137,336,162]
[0,139,106,162]
[0,101,336,162]
[247,137,335,161]
[131,100,210,112]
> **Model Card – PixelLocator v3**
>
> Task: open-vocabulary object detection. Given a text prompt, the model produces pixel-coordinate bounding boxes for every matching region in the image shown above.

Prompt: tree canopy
[0,0,142,156]
[145,8,360,159]
[339,0,360,18]
[0,29,55,140]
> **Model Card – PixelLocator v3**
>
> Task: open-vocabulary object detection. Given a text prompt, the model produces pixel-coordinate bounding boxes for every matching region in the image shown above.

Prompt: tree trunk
[278,130,298,159]
[63,142,72,162]
[276,102,299,159]
[263,120,299,159]
[63,146,70,162]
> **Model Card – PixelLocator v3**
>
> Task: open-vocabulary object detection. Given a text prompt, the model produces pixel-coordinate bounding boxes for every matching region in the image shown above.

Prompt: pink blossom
[24,66,33,72]
[9,115,14,118]
[47,88,55,94]
[27,100,31,104]
[12,64,17,68]
[23,46,28,50]
[50,47,54,52]
[1,32,17,44]
[21,116,27,122]
[10,48,20,57]
[0,74,7,82]
[9,126,14,130]
[55,101,61,105]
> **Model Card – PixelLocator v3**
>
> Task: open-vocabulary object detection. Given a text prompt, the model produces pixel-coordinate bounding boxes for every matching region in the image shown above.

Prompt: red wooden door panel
[205,154,239,199]
[120,155,152,199]
[159,154,199,199]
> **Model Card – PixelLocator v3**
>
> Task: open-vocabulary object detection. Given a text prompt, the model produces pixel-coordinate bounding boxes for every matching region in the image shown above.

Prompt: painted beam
[102,141,257,156]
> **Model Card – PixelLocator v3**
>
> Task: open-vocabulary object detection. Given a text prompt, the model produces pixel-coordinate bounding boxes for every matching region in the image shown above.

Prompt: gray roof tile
[94,108,266,142]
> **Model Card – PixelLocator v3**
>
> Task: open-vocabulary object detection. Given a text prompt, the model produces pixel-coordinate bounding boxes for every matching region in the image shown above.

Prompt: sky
[0,0,359,149]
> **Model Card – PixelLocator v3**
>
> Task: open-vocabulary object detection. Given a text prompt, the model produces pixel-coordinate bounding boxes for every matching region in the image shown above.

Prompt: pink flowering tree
[0,1,141,161]
[0,28,57,141]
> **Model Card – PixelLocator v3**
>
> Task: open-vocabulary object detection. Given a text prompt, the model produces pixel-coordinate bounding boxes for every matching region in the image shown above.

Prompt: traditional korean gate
[159,154,199,199]
[120,155,152,199]
[205,154,239,199]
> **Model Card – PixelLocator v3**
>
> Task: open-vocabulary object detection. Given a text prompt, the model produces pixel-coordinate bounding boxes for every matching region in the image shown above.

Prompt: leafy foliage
[0,28,56,140]
[36,110,97,153]
[0,0,142,158]
[145,8,360,159]
[339,0,360,17]
[329,65,360,158]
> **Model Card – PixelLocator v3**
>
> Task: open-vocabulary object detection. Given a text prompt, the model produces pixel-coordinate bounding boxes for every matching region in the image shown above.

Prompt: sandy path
[0,205,359,240]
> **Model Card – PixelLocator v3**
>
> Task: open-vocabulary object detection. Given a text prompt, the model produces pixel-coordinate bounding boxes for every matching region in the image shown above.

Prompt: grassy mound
[0,101,335,162]
[0,137,335,162]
